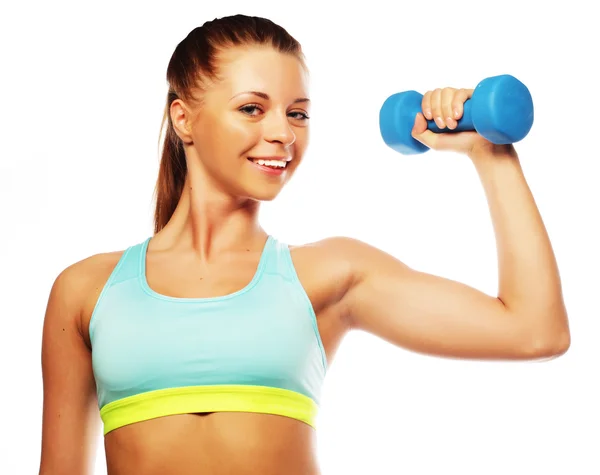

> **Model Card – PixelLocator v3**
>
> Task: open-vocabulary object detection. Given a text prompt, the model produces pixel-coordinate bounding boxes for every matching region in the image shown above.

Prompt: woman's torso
[79,235,353,475]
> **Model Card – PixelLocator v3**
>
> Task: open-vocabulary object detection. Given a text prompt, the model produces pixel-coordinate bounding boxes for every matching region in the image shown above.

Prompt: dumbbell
[379,74,534,155]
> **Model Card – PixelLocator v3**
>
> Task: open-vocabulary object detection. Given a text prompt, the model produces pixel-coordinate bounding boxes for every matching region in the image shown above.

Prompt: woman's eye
[239,104,310,121]
[240,105,261,116]
[290,111,310,120]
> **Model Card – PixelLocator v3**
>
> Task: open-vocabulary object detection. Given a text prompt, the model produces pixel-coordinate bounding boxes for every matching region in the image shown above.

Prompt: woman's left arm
[335,88,571,361]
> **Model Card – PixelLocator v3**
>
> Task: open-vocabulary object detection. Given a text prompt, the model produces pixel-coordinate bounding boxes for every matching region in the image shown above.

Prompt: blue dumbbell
[379,74,534,155]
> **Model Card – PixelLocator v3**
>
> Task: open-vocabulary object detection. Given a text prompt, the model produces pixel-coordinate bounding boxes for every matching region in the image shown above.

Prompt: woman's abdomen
[104,411,321,475]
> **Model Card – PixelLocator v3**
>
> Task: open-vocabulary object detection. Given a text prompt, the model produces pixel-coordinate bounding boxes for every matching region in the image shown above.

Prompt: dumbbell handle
[426,100,474,134]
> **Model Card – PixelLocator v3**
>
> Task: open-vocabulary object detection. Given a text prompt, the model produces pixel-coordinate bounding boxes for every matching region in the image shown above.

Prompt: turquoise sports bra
[89,235,328,435]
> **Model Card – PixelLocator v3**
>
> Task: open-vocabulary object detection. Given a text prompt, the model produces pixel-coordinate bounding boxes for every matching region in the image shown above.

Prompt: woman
[39,14,570,475]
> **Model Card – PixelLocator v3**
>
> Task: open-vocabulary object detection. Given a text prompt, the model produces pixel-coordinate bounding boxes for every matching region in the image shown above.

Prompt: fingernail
[454,108,460,118]
[424,109,431,119]
[435,117,445,128]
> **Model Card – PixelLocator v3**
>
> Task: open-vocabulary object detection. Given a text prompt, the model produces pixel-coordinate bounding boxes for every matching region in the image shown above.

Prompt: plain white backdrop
[1,0,598,473]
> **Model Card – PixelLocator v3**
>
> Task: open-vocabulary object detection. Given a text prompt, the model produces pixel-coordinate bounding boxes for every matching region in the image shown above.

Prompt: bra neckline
[138,235,273,303]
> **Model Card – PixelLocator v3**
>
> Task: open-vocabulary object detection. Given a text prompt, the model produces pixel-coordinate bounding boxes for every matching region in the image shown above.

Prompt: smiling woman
[38,12,570,475]
[238,94,308,175]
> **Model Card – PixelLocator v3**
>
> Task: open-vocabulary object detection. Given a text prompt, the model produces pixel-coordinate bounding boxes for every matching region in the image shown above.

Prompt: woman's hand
[411,87,516,159]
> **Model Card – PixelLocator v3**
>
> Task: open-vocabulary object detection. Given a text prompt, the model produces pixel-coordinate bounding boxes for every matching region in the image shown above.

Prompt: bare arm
[39,265,101,474]
[335,88,570,361]
[337,231,568,360]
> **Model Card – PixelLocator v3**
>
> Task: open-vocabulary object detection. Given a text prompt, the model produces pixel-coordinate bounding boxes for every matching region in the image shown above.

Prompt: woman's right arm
[39,263,101,475]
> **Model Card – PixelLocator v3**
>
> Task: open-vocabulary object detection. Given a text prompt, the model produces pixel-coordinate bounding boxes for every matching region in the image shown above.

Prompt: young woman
[39,14,570,475]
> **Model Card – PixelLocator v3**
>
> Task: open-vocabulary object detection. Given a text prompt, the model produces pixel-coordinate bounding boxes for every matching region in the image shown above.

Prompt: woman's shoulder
[286,236,371,288]
[53,248,128,344]
[288,235,399,290]
[284,236,383,323]
[288,235,372,263]
[63,248,127,286]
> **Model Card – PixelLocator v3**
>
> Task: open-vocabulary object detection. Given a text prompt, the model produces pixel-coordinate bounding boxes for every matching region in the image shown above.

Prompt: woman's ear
[170,99,194,144]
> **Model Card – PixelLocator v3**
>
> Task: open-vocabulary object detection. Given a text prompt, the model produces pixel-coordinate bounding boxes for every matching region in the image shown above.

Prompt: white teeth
[253,158,286,168]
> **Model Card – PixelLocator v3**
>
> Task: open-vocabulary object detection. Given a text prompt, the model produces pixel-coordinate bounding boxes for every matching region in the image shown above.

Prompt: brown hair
[153,14,308,234]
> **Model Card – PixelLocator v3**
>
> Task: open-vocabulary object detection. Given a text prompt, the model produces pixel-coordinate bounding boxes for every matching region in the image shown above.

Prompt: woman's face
[175,45,311,202]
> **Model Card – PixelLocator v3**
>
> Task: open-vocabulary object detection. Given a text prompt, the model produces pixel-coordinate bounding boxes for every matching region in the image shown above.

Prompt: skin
[39,45,571,475]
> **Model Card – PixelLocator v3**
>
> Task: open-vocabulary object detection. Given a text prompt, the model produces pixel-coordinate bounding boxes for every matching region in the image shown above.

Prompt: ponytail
[153,90,187,234]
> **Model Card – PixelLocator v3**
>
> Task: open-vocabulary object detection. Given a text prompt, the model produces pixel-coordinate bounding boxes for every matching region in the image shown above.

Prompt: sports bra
[89,235,328,435]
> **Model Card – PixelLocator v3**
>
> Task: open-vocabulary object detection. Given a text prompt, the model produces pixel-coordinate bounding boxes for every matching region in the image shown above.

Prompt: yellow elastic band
[100,385,318,435]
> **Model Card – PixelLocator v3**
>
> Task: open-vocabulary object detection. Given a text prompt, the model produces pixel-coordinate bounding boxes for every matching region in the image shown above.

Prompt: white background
[1,0,598,474]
